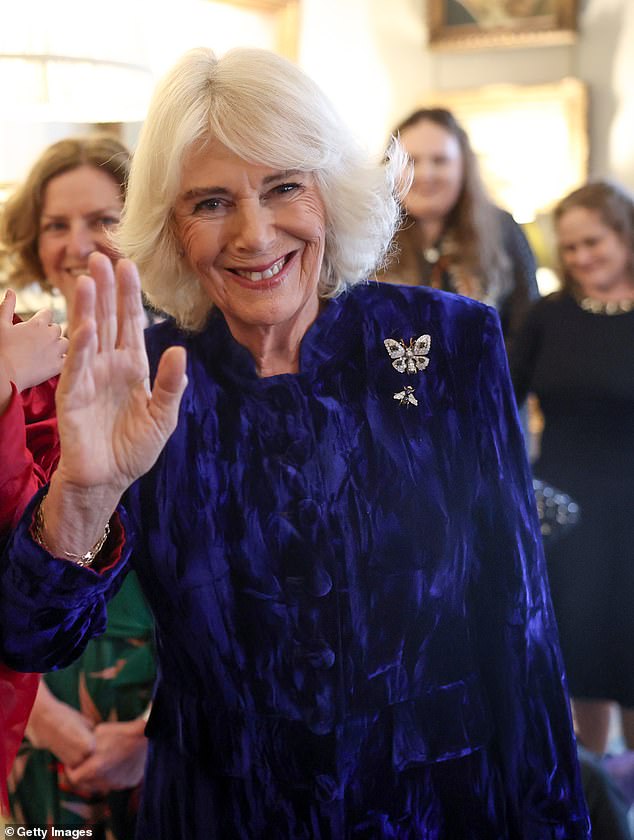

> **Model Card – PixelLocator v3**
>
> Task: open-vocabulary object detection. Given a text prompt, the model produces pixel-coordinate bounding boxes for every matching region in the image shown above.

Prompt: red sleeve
[0,666,38,814]
[0,373,58,809]
[0,376,59,531]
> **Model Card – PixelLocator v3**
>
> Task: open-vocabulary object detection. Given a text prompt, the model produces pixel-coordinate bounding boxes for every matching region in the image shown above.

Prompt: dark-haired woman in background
[379,107,539,354]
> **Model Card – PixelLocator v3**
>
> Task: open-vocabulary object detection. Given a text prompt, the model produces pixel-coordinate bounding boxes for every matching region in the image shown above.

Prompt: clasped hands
[27,681,148,794]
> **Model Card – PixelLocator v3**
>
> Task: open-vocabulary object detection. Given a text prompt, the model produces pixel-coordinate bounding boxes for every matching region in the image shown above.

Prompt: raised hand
[53,253,186,492]
[41,252,187,558]
[0,289,68,392]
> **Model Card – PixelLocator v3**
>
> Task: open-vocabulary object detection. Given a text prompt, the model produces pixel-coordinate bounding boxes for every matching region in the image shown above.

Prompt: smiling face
[398,120,464,223]
[173,141,326,353]
[37,164,123,304]
[556,206,633,296]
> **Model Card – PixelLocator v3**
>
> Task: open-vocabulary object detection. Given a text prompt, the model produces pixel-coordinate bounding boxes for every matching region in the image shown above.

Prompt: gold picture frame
[428,0,578,51]
[214,0,300,59]
[419,78,588,222]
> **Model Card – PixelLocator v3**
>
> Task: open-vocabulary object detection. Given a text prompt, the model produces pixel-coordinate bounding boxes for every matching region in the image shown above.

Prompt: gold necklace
[577,295,634,315]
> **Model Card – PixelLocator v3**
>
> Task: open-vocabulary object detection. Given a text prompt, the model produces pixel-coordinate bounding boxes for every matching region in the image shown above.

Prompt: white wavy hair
[117,46,407,331]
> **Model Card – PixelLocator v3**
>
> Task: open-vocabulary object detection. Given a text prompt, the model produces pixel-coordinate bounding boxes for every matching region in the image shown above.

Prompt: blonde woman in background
[0,135,155,838]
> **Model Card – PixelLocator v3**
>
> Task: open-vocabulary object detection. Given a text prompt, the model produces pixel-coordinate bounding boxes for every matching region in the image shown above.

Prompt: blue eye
[193,197,224,213]
[99,216,120,227]
[272,182,302,196]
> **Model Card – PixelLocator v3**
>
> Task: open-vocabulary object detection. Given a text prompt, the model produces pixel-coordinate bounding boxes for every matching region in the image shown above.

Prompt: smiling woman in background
[0,48,590,839]
[379,107,539,354]
[511,180,634,758]
[0,135,155,839]
[1,138,124,327]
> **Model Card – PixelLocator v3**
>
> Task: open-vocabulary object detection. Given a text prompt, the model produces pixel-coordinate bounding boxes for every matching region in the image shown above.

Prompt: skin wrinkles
[173,141,327,377]
[557,207,633,299]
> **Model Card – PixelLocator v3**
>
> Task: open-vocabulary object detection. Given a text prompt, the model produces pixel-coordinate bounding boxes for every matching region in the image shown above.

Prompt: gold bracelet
[33,493,111,568]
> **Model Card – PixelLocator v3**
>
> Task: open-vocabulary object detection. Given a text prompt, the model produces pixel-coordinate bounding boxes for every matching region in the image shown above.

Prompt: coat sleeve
[469,307,590,837]
[0,489,132,673]
[0,379,58,811]
[0,378,59,532]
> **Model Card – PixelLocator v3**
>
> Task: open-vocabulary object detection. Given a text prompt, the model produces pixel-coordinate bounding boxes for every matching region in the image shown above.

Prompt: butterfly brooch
[383,334,431,408]
[383,335,431,374]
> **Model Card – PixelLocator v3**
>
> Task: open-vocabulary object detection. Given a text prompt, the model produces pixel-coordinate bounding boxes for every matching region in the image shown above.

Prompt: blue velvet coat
[0,283,590,838]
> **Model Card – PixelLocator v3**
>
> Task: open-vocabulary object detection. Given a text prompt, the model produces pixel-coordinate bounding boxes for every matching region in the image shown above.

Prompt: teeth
[235,257,285,282]
[66,268,89,277]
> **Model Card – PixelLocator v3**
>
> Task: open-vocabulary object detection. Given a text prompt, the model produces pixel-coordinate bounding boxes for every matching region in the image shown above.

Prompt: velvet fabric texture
[0,283,590,838]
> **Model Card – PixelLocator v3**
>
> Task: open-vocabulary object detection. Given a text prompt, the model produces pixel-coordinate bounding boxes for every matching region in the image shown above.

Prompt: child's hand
[0,289,68,392]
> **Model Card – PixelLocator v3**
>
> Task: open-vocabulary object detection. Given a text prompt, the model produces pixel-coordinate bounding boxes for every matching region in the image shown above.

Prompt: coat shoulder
[346,281,495,344]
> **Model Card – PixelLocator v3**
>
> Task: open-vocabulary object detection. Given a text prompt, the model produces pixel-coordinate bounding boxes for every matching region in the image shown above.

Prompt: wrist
[27,686,66,743]
[38,474,122,561]
[52,461,129,507]
[35,492,110,567]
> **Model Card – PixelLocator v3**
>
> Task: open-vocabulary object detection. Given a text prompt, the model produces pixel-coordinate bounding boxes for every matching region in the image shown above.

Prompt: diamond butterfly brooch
[383,334,431,407]
[383,335,431,374]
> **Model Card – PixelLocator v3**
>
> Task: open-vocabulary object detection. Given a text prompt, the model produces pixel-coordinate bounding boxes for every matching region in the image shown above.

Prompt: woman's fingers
[57,275,97,393]
[31,307,54,328]
[90,252,118,352]
[68,262,96,334]
[115,259,146,351]
[0,288,16,323]
[148,346,187,434]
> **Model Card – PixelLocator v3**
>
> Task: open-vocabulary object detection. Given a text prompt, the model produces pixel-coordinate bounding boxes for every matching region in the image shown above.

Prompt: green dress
[9,573,155,839]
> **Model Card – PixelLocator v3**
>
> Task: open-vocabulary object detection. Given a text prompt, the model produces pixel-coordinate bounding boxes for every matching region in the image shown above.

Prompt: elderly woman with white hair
[0,47,589,838]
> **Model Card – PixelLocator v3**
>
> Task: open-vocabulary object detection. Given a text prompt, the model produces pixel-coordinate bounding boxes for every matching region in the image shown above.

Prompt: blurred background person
[511,180,634,758]
[0,135,155,839]
[0,288,67,817]
[379,107,539,354]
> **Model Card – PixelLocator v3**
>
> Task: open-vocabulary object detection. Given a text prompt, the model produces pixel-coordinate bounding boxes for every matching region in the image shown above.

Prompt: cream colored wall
[1,0,633,190]
[299,0,431,154]
[0,0,278,187]
[298,0,634,191]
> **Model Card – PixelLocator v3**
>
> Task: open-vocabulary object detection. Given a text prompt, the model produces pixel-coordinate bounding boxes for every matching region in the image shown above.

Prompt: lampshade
[0,1,154,123]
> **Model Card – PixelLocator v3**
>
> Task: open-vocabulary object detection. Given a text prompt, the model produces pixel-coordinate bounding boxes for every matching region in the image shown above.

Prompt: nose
[65,221,97,259]
[231,200,276,253]
[414,159,434,181]
[570,246,593,267]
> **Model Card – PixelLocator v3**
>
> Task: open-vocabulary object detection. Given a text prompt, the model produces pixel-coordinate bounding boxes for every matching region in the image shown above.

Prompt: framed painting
[427,0,578,50]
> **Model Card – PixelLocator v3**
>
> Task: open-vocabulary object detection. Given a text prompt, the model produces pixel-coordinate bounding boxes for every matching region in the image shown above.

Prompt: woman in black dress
[511,180,634,755]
